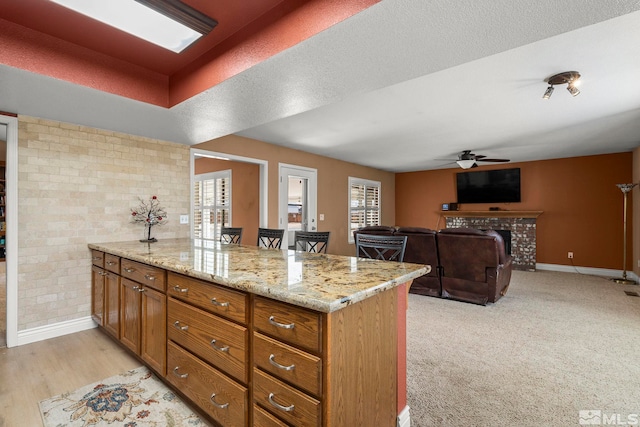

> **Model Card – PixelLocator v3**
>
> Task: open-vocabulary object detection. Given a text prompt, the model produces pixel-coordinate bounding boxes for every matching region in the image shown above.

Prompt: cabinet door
[141,286,167,376]
[91,265,105,326]
[120,278,141,354]
[104,272,120,339]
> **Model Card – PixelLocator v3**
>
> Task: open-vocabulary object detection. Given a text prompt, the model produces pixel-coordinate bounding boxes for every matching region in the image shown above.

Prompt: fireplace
[492,229,511,255]
[443,211,542,271]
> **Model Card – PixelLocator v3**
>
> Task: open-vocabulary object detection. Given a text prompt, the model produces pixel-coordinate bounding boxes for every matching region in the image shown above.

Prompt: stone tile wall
[445,216,537,271]
[16,116,190,331]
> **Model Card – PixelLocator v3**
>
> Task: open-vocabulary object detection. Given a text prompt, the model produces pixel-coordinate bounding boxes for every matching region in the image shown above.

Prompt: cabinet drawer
[168,297,248,383]
[254,297,322,354]
[104,253,120,274]
[254,405,289,427]
[167,341,247,427]
[254,369,321,427]
[91,250,104,268]
[167,272,247,324]
[121,259,166,292]
[254,332,321,397]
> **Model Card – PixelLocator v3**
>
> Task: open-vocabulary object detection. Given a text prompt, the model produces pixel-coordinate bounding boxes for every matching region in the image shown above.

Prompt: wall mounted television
[456,168,521,204]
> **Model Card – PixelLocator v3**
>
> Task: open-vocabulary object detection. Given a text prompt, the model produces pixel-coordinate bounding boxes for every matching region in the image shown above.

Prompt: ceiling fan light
[456,159,476,169]
[542,85,554,99]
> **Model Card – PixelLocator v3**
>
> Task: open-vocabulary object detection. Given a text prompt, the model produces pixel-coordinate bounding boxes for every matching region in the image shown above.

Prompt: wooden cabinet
[167,272,249,425]
[91,250,400,427]
[90,250,105,325]
[120,257,167,375]
[103,253,120,338]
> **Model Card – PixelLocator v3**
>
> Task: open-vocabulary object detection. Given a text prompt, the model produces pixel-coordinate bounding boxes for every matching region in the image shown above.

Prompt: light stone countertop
[88,238,430,313]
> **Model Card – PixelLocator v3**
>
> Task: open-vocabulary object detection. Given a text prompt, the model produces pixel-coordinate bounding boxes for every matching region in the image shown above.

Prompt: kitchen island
[89,238,428,427]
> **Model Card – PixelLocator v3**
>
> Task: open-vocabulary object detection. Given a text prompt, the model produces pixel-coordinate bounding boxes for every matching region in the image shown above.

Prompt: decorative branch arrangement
[131,196,167,243]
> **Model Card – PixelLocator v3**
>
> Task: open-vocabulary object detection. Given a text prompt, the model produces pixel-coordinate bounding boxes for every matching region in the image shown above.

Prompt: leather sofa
[353,226,513,305]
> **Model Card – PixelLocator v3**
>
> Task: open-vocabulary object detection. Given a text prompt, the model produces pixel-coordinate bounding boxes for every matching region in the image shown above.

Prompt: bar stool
[257,228,284,249]
[220,227,243,244]
[355,233,407,262]
[294,231,330,253]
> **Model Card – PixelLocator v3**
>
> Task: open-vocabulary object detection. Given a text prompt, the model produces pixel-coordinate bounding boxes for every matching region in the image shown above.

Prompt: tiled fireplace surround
[444,211,543,271]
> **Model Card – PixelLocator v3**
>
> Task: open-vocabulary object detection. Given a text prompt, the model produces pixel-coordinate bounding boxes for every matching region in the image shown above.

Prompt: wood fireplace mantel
[441,210,543,219]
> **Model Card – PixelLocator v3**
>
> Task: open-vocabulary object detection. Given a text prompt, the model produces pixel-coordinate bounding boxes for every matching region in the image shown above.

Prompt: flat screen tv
[456,168,521,204]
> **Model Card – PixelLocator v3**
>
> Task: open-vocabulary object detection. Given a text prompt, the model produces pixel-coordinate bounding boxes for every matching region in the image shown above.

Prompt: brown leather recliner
[394,227,441,297]
[437,228,513,305]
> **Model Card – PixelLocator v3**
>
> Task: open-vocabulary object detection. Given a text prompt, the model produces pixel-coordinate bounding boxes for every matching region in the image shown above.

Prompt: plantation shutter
[349,178,381,242]
[193,170,231,244]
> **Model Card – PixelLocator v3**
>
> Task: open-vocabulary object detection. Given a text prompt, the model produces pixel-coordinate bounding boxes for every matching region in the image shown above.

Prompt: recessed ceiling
[1,0,640,172]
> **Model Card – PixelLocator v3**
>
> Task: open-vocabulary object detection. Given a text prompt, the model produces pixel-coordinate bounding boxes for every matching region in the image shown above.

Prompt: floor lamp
[611,183,637,285]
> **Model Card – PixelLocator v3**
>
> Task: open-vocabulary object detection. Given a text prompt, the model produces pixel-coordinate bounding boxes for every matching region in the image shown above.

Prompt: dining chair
[294,231,330,254]
[257,228,284,249]
[355,233,407,262]
[220,227,243,244]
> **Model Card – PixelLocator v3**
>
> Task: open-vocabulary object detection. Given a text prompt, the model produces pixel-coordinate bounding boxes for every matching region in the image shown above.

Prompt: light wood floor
[0,328,140,427]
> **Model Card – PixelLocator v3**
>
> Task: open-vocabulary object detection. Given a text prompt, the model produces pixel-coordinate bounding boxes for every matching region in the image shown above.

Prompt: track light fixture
[542,71,581,99]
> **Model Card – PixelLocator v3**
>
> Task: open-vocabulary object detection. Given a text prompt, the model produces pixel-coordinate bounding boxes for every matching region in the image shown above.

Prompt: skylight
[50,0,208,53]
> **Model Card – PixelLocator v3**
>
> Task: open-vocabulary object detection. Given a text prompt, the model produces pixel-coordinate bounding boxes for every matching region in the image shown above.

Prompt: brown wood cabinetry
[91,250,400,427]
[120,263,167,376]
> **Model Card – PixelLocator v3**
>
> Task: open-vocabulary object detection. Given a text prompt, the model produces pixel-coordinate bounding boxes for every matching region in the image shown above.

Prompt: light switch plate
[180,215,189,224]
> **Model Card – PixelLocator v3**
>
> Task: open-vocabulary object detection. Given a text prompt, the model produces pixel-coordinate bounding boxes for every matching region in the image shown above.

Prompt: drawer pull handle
[123,267,135,273]
[268,316,295,329]
[92,256,102,261]
[269,354,295,371]
[98,271,108,276]
[106,261,116,266]
[172,367,188,379]
[268,393,295,412]
[210,339,229,352]
[209,393,229,409]
[144,274,156,281]
[210,298,229,307]
[173,321,189,331]
[172,285,188,293]
[132,285,145,292]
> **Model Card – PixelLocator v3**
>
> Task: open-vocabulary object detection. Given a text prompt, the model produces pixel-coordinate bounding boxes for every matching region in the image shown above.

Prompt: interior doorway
[279,164,317,249]
[0,124,6,348]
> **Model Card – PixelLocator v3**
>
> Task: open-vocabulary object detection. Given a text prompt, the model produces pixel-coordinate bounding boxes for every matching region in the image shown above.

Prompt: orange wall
[396,153,633,270]
[194,135,395,256]
[195,157,261,246]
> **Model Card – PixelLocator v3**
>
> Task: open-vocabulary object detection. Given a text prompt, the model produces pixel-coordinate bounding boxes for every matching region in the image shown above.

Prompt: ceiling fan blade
[476,158,510,162]
[474,154,486,160]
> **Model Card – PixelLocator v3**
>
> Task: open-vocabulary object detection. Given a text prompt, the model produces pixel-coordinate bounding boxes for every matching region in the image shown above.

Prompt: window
[194,170,231,247]
[348,177,381,243]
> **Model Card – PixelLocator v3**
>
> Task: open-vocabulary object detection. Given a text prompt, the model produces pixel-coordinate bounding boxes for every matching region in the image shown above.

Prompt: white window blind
[194,170,231,246]
[348,177,381,243]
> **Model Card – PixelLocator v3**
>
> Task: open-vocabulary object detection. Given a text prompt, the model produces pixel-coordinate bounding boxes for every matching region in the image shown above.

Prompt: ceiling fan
[452,150,510,169]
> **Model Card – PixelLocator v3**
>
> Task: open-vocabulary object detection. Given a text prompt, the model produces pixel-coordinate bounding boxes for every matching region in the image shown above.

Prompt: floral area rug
[39,366,208,427]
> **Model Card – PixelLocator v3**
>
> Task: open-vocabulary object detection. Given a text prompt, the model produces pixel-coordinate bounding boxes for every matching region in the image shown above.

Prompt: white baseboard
[536,263,639,283]
[16,316,97,347]
[397,405,411,427]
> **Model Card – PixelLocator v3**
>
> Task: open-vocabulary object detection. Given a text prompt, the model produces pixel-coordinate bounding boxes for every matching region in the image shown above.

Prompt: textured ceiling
[1,0,640,172]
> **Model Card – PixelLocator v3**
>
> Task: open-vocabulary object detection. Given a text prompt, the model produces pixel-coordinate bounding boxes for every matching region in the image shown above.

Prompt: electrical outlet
[568,252,574,259]
[179,214,189,224]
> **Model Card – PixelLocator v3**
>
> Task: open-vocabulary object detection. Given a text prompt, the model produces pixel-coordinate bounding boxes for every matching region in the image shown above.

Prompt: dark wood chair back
[220,227,243,244]
[257,228,284,249]
[294,231,330,253]
[355,233,407,262]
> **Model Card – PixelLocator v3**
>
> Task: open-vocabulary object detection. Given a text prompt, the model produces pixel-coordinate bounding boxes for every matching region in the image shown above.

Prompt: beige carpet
[406,270,640,426]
